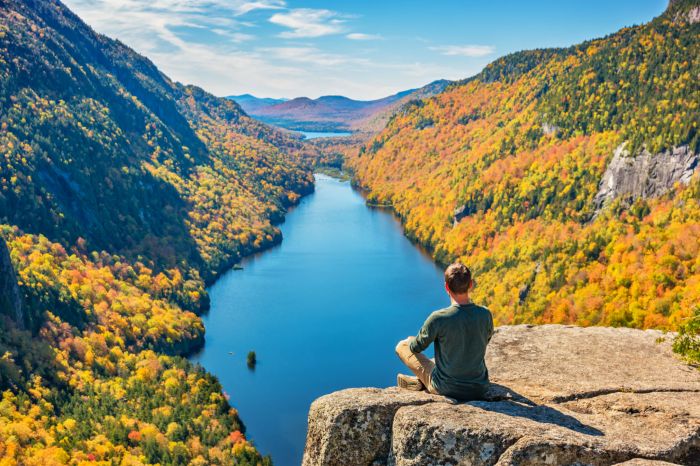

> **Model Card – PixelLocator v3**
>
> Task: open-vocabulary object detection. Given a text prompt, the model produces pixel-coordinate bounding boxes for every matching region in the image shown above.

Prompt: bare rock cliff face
[303,325,700,466]
[593,144,698,211]
[669,0,700,23]
[0,236,24,329]
[689,7,700,23]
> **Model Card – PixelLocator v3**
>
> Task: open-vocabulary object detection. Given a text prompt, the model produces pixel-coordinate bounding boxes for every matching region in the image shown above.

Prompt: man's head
[444,262,472,300]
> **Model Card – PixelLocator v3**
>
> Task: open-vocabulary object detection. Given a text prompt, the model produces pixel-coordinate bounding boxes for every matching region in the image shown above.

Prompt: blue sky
[63,0,668,100]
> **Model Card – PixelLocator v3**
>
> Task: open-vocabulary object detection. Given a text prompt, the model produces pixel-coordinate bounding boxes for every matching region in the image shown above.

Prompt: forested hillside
[0,0,315,284]
[349,1,700,331]
[0,0,314,463]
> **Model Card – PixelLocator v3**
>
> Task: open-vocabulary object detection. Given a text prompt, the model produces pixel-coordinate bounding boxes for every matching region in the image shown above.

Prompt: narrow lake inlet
[189,174,448,465]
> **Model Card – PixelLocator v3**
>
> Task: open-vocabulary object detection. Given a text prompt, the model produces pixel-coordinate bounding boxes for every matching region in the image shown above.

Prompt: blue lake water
[189,175,447,465]
[299,130,352,139]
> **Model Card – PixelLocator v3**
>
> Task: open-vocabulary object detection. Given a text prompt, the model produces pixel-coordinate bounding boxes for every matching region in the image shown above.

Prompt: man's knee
[395,339,410,359]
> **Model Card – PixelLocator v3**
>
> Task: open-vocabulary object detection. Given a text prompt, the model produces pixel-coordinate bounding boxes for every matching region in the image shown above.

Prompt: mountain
[228,93,288,113]
[354,79,454,133]
[0,0,315,283]
[232,80,451,133]
[348,1,700,332]
[0,0,316,463]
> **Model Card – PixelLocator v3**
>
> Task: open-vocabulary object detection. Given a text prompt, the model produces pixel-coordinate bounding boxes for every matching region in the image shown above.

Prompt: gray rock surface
[593,144,698,212]
[303,325,700,466]
[669,0,700,23]
[542,122,560,136]
[302,388,455,466]
[488,325,699,402]
[453,203,472,225]
[0,236,24,329]
[689,6,700,23]
[615,459,682,466]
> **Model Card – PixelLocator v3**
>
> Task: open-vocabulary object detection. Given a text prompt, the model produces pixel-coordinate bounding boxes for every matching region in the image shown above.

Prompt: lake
[299,130,352,139]
[189,175,447,465]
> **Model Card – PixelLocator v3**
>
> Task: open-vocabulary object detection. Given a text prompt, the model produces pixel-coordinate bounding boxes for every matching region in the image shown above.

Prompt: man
[395,262,494,400]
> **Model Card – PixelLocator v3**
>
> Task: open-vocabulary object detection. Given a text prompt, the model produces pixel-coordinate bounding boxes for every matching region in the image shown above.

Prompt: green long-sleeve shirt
[410,302,494,400]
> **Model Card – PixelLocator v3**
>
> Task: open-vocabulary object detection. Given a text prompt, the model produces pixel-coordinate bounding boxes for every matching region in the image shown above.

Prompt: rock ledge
[303,325,700,466]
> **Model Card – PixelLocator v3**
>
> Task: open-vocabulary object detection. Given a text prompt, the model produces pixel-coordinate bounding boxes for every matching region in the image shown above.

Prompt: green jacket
[410,302,494,400]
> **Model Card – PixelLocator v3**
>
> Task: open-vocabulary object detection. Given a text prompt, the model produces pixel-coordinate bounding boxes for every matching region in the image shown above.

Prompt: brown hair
[444,262,472,294]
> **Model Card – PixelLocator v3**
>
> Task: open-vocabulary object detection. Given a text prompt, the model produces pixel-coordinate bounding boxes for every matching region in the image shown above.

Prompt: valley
[347,0,700,331]
[0,0,316,463]
[0,0,699,464]
[190,175,447,465]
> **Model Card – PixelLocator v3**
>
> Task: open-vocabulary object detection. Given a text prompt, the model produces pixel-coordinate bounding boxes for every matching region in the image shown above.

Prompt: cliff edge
[303,325,700,465]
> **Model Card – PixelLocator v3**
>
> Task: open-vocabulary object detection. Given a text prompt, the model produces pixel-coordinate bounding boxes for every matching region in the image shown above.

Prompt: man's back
[409,302,493,399]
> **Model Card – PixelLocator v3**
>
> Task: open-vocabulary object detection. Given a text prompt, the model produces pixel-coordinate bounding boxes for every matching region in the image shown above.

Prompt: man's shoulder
[471,303,493,317]
[427,303,492,324]
[472,304,494,325]
[426,306,458,323]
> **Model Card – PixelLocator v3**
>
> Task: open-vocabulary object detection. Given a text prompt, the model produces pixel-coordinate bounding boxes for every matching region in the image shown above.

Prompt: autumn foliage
[348,7,700,331]
[0,0,314,463]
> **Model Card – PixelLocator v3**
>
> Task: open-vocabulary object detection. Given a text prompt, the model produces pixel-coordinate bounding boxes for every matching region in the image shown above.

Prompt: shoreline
[186,173,318,357]
[349,173,448,268]
[187,173,449,465]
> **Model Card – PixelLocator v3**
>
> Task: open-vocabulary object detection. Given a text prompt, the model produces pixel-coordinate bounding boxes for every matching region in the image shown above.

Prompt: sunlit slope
[0,0,314,284]
[0,0,315,463]
[349,2,700,329]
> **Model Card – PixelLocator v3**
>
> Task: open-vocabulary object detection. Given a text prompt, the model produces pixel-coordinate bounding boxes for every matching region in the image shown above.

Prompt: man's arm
[409,314,437,353]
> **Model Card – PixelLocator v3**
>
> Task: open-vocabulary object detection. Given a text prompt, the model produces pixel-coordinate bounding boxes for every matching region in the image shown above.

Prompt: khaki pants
[395,339,439,394]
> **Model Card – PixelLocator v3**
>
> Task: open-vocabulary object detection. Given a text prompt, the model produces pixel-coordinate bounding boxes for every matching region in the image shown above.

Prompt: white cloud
[230,32,256,42]
[261,46,371,67]
[212,29,256,43]
[430,44,495,57]
[346,32,381,41]
[63,0,283,52]
[234,1,285,16]
[148,44,308,97]
[269,9,346,38]
[61,0,487,99]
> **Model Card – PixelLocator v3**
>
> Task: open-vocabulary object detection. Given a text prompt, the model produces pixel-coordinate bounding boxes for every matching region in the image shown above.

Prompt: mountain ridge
[1,0,698,463]
[347,0,700,331]
[229,80,451,132]
[1,0,315,281]
[0,0,315,463]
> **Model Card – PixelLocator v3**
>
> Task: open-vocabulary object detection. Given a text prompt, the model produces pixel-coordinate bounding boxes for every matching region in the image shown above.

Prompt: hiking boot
[397,374,424,391]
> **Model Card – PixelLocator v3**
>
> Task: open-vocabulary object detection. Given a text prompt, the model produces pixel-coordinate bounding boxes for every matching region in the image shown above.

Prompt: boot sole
[397,374,424,391]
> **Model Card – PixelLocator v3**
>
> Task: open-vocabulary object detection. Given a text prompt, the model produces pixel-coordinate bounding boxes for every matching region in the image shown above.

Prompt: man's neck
[450,295,471,306]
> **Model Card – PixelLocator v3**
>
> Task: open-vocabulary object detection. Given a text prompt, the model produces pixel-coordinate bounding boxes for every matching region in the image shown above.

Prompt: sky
[62,0,669,100]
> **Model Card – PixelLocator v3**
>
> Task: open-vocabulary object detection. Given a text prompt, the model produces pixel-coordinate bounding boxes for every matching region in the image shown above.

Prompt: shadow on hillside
[474,383,604,436]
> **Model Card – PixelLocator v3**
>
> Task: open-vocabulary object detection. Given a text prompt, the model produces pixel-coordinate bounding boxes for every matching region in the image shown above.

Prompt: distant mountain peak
[233,80,452,132]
